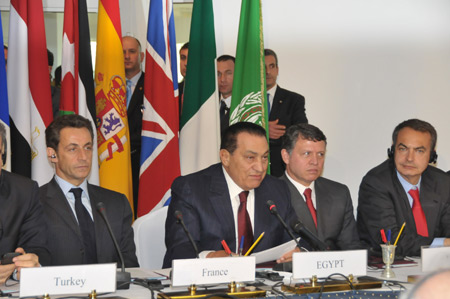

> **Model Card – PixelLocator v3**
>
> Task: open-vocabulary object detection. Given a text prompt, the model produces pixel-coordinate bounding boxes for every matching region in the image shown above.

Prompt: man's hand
[444,238,450,246]
[276,247,300,264]
[13,247,39,280]
[268,119,286,140]
[206,250,236,258]
[0,264,15,285]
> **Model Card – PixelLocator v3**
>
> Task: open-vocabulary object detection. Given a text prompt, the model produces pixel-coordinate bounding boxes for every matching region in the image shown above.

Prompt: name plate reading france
[172,256,255,286]
[292,250,367,279]
[20,263,116,297]
[422,246,450,272]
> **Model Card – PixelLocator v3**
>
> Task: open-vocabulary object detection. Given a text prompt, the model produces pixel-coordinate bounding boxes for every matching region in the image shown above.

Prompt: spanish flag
[94,0,133,212]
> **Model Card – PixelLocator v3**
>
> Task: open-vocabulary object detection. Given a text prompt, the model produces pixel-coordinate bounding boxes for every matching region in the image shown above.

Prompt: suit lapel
[46,179,82,239]
[269,86,284,119]
[88,184,105,260]
[419,172,440,235]
[314,178,332,238]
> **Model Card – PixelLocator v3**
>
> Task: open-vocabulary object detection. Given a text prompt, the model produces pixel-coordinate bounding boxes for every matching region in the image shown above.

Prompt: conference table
[2,259,426,298]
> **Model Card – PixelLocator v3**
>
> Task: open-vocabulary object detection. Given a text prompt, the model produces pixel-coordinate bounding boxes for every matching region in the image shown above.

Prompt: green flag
[229,0,268,133]
[179,0,220,175]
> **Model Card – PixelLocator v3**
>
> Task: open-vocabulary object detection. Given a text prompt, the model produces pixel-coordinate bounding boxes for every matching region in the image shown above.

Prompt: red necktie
[304,188,317,228]
[238,191,253,254]
[408,188,428,237]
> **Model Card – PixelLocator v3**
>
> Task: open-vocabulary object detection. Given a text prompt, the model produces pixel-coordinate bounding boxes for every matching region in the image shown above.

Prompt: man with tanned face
[163,122,306,268]
[357,119,450,257]
[264,49,308,177]
[122,36,145,214]
[217,55,235,135]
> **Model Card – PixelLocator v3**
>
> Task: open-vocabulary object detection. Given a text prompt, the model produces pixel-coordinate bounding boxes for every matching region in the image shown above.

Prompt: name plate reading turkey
[292,250,367,279]
[172,256,255,286]
[20,263,116,297]
[422,246,450,272]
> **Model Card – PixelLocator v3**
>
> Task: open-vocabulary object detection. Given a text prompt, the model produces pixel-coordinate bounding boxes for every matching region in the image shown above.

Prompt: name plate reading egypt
[422,246,450,272]
[292,250,367,279]
[172,256,255,287]
[20,263,116,297]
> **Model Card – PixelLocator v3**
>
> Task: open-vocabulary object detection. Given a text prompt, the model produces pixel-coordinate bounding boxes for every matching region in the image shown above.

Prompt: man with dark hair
[178,42,189,118]
[163,122,303,268]
[281,123,361,250]
[0,123,49,283]
[122,36,145,214]
[264,49,308,177]
[39,114,139,267]
[217,55,235,135]
[357,119,450,257]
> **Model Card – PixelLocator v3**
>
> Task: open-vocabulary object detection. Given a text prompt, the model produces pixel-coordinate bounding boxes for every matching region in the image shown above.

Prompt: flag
[137,0,180,216]
[179,0,220,175]
[60,0,99,184]
[0,13,10,170]
[8,0,54,185]
[95,0,133,210]
[229,0,268,131]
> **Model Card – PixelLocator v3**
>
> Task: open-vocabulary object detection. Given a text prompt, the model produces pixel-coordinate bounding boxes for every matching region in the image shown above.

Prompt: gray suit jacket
[39,178,138,267]
[281,174,362,250]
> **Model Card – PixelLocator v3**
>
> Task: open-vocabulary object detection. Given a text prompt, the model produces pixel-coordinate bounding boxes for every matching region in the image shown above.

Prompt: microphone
[174,210,199,258]
[291,220,329,251]
[96,202,131,290]
[266,200,301,248]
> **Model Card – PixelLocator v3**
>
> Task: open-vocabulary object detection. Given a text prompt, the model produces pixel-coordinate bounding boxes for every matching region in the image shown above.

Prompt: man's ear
[47,147,58,162]
[281,149,290,165]
[220,149,230,167]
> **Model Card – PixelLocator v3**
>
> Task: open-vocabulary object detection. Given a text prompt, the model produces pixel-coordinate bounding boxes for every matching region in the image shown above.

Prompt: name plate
[20,263,116,297]
[172,256,255,286]
[422,246,450,272]
[292,250,367,279]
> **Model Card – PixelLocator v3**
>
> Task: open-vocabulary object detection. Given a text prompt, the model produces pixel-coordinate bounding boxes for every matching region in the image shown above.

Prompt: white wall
[214,0,450,209]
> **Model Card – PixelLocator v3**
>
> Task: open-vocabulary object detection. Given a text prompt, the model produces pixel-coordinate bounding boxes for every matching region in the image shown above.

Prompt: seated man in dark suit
[39,115,138,267]
[163,122,305,268]
[0,123,49,283]
[280,124,362,250]
[357,119,450,257]
[265,49,308,177]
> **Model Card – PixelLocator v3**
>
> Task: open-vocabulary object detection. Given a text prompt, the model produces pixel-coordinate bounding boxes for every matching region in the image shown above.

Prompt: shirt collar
[54,175,89,197]
[128,71,142,86]
[222,166,247,199]
[267,84,278,98]
[285,171,315,196]
[396,170,421,192]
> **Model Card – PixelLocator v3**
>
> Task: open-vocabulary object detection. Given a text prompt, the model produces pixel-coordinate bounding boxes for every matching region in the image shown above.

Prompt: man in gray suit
[280,123,361,250]
[39,115,138,267]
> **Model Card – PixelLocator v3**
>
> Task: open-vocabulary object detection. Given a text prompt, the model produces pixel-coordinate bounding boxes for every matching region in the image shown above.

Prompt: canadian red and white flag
[7,0,53,185]
[60,0,99,184]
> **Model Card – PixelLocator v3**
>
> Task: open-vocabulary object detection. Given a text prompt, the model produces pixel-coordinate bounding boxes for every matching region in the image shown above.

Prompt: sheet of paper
[252,239,298,264]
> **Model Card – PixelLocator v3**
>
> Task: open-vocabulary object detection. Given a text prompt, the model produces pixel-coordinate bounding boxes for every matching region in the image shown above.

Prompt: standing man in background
[217,55,235,135]
[123,36,145,215]
[265,49,308,177]
[178,42,189,119]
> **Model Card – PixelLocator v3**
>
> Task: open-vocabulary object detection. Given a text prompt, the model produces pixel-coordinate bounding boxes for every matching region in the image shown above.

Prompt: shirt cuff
[430,238,445,247]
[199,251,214,259]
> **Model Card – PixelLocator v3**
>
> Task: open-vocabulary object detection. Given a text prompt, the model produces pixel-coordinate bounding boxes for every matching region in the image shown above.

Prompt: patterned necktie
[408,188,429,237]
[126,79,132,108]
[70,188,98,264]
[304,188,317,228]
[238,191,253,254]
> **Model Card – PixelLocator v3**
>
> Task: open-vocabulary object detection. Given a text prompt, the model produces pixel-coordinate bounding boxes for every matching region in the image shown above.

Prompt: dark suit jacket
[39,178,139,267]
[357,160,450,257]
[163,163,300,268]
[0,171,50,265]
[128,72,145,212]
[282,175,362,250]
[269,86,308,177]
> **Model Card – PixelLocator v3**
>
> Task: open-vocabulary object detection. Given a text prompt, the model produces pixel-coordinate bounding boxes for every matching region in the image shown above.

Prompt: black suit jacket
[39,178,139,267]
[163,163,300,268]
[282,175,362,250]
[357,160,450,257]
[269,86,308,177]
[0,171,50,265]
[128,72,145,211]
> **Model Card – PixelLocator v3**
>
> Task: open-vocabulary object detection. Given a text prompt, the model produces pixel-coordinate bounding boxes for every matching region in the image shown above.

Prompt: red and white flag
[7,0,53,185]
[60,0,99,184]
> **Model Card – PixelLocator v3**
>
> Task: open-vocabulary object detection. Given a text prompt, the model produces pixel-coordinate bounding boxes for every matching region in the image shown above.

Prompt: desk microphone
[291,220,329,251]
[266,200,301,248]
[174,210,199,258]
[96,202,131,290]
